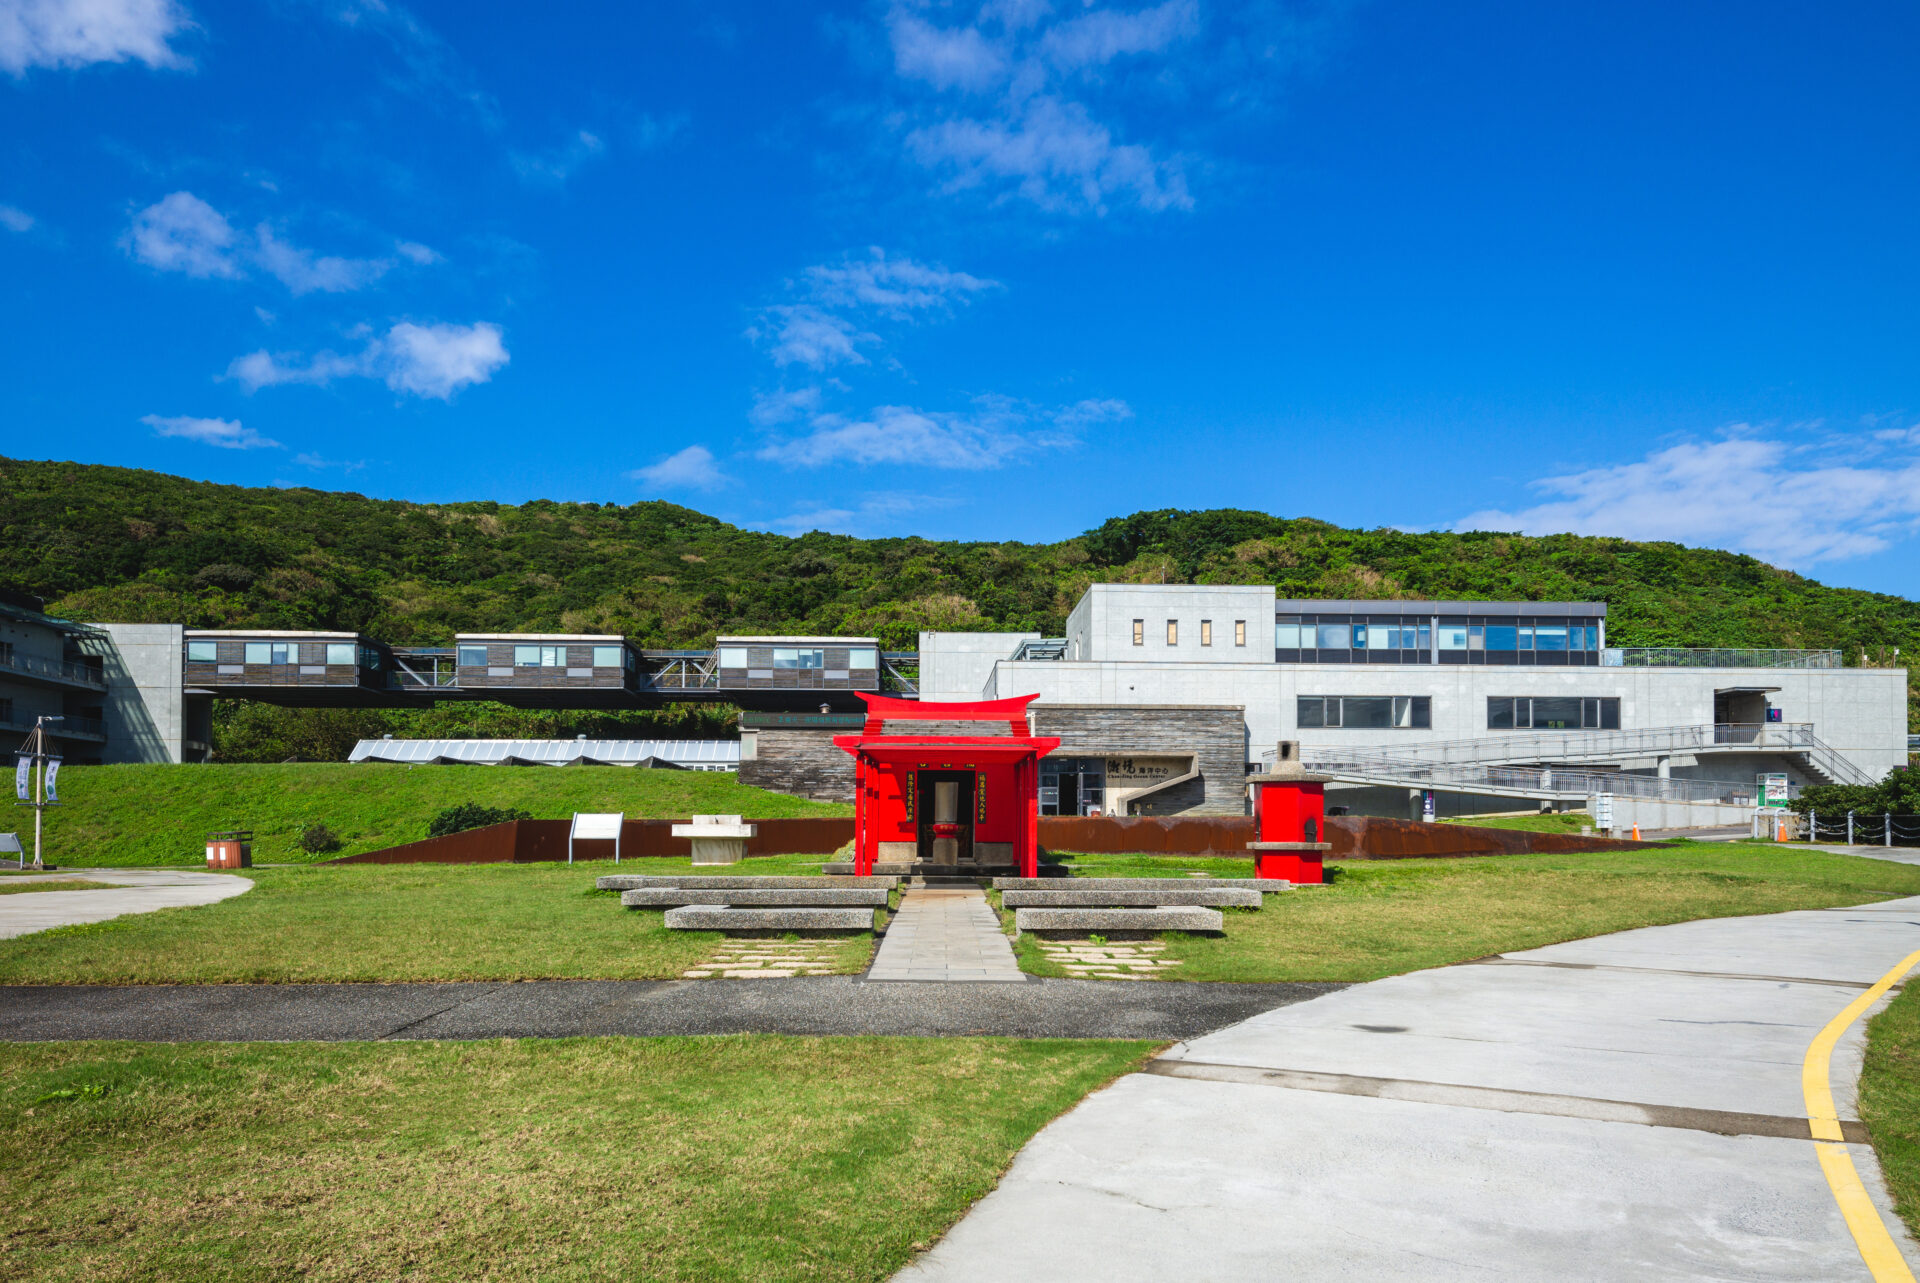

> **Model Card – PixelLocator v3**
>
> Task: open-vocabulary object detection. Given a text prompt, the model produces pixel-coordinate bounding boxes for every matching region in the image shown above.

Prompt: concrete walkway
[0,868,251,940]
[0,977,1340,1041]
[868,886,1026,982]
[900,896,1920,1281]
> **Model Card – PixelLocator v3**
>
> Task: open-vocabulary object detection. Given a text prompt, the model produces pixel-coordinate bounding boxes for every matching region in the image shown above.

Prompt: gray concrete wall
[1074,584,1276,664]
[919,631,1036,701]
[983,655,1908,783]
[1030,704,1249,816]
[1594,795,1756,832]
[94,623,192,764]
[736,727,855,802]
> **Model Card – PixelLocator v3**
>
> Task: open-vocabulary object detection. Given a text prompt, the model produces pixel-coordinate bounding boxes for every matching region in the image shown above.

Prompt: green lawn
[1860,973,1920,1246]
[0,879,111,895]
[0,1035,1152,1282]
[1005,844,1920,982]
[38,763,848,867]
[1439,811,1595,834]
[0,858,876,984]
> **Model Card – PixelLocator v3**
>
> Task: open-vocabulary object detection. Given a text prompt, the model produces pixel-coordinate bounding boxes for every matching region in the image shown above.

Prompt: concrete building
[0,591,111,762]
[923,583,1909,819]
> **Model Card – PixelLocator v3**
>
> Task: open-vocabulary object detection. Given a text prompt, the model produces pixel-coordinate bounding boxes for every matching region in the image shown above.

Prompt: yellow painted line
[1802,948,1920,1281]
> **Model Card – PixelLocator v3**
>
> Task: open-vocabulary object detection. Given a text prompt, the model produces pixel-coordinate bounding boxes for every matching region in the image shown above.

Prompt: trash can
[206,830,252,869]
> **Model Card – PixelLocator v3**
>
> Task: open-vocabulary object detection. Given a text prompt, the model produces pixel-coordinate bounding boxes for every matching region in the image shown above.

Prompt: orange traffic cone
[1631,824,1641,841]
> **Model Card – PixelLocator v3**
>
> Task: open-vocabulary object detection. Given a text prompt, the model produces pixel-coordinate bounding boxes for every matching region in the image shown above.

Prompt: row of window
[454,645,629,669]
[1298,696,1432,729]
[191,640,382,669]
[1278,622,1602,652]
[1296,695,1622,730]
[717,647,879,670]
[1131,619,1248,647]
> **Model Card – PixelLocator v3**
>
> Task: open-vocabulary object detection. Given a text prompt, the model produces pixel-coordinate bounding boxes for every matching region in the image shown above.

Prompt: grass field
[0,879,110,895]
[0,858,877,984]
[1006,844,1920,982]
[34,763,847,867]
[1862,979,1920,1241]
[1439,812,1595,833]
[0,1035,1152,1282]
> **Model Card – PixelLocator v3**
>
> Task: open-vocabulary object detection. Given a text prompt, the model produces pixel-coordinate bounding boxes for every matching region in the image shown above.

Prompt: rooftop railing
[1602,647,1843,669]
[0,713,105,739]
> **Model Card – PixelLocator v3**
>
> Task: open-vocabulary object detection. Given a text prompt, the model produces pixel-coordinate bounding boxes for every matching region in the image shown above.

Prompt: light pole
[13,717,63,870]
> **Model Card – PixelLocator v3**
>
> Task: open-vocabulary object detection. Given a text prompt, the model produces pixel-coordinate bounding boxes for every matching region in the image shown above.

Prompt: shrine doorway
[915,770,975,865]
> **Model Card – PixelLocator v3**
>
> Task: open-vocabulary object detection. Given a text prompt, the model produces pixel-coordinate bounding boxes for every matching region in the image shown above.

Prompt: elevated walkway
[1287,723,1873,805]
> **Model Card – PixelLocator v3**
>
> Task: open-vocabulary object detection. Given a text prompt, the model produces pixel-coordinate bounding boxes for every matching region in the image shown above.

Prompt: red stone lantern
[1247,741,1332,883]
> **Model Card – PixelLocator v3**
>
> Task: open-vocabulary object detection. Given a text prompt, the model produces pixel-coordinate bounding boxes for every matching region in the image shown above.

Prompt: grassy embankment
[1861,981,1920,1242]
[0,1035,1152,1281]
[0,858,877,984]
[36,763,849,867]
[1440,811,1595,833]
[1003,844,1920,982]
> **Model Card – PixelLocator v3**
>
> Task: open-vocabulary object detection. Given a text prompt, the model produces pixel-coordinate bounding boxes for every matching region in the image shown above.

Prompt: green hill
[3,456,1916,734]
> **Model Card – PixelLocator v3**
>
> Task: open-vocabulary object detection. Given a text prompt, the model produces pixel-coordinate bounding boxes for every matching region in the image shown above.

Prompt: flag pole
[16,717,62,871]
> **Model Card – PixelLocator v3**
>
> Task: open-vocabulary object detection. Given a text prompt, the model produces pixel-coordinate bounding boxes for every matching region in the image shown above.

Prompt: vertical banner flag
[44,758,60,804]
[14,755,27,802]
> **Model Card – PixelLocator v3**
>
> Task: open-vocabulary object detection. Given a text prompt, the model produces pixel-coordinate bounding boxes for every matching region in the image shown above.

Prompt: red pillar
[1021,755,1040,879]
[853,753,872,876]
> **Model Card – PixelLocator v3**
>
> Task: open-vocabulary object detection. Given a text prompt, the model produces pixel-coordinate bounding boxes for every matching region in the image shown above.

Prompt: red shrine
[834,693,1061,878]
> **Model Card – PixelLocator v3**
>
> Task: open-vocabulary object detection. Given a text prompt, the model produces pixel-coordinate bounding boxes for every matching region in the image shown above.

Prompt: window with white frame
[514,645,565,667]
[718,647,749,668]
[1132,619,1144,646]
[773,648,824,669]
[592,645,624,668]
[1234,620,1246,646]
[243,641,294,665]
[457,645,488,667]
[848,648,878,669]
[1201,620,1212,647]
[1165,620,1178,645]
[1488,696,1619,730]
[186,640,217,663]
[325,642,356,666]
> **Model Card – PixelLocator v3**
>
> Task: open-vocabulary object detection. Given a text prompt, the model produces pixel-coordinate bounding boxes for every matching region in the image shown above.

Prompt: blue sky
[5,1,1919,596]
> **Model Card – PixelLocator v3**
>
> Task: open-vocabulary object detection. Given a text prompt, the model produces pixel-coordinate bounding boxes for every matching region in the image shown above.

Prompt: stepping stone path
[867,887,1026,983]
[1036,939,1186,981]
[682,938,851,979]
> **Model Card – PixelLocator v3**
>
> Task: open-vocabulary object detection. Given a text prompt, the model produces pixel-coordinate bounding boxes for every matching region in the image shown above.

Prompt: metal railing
[1,713,105,739]
[1012,638,1068,661]
[1304,753,1760,805]
[1796,812,1920,847]
[882,652,919,696]
[1602,647,1842,669]
[0,651,106,689]
[1276,723,1872,787]
[644,652,719,691]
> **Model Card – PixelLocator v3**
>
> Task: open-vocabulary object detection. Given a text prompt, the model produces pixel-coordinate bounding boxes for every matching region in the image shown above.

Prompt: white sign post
[12,718,63,870]
[569,812,625,864]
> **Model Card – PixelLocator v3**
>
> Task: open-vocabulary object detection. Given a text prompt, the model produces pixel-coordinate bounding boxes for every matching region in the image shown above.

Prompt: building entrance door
[916,770,975,865]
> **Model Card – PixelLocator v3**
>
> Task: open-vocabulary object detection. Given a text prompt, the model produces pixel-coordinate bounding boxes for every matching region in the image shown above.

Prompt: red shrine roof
[835,692,1059,760]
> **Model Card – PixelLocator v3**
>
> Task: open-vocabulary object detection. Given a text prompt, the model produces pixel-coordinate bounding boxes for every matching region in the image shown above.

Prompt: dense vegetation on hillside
[4,456,1917,733]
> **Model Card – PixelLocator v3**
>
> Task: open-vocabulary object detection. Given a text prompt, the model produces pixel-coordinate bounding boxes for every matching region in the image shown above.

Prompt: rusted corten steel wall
[331,817,855,865]
[1035,815,1666,858]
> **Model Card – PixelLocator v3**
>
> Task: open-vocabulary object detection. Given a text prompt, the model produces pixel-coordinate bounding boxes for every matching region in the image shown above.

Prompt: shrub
[427,804,534,839]
[298,822,342,854]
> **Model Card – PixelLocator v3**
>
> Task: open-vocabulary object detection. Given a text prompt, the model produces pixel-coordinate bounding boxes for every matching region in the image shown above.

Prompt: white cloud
[142,413,280,450]
[252,223,391,294]
[395,240,439,264]
[123,191,426,292]
[124,191,240,277]
[227,320,508,401]
[628,445,730,492]
[754,305,874,370]
[890,9,1007,92]
[908,94,1189,214]
[878,2,1198,215]
[0,204,33,232]
[511,129,607,185]
[381,321,507,398]
[292,452,365,471]
[749,386,823,427]
[800,247,998,316]
[0,0,193,75]
[1455,429,1920,568]
[1039,0,1196,70]
[758,395,1127,470]
[766,491,949,536]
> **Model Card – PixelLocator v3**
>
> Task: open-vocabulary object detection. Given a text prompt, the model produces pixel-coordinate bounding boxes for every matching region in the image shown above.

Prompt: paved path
[0,976,1341,1042]
[0,868,251,940]
[900,896,1920,1281]
[868,886,1026,982]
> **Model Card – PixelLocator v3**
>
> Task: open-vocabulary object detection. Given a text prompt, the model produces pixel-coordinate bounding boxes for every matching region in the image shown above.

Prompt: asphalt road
[0,976,1343,1042]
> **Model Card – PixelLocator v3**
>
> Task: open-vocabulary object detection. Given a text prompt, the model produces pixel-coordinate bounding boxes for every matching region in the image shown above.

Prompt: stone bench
[597,874,898,891]
[664,906,877,932]
[1000,888,1260,909]
[673,814,756,865]
[621,888,890,908]
[992,877,1281,892]
[1012,906,1224,938]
